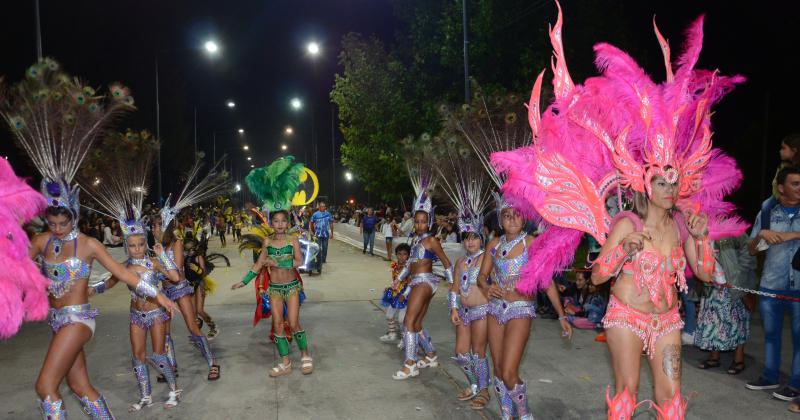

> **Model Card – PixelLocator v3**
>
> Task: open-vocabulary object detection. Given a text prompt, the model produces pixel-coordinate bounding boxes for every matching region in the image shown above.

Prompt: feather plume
[245,156,304,213]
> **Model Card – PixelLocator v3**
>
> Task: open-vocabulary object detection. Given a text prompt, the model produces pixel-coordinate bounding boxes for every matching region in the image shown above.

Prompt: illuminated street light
[307,41,320,56]
[290,98,302,110]
[226,100,236,108]
[234,183,242,192]
[247,157,252,161]
[238,128,245,134]
[250,164,255,168]
[285,126,293,135]
[204,40,219,55]
[344,171,353,181]
[281,144,288,151]
[243,145,249,150]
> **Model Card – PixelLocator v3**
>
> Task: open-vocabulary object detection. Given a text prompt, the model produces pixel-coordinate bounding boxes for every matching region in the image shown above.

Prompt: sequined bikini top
[491,233,528,290]
[409,233,438,263]
[127,257,161,302]
[458,250,484,296]
[267,243,294,269]
[42,230,91,299]
[621,246,687,307]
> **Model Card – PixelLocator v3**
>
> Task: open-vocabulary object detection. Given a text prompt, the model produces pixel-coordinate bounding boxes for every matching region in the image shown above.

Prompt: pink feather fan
[492,1,746,295]
[0,158,49,339]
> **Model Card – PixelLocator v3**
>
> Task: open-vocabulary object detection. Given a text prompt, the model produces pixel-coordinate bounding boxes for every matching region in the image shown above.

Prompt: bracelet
[448,291,461,310]
[135,280,158,298]
[696,237,715,274]
[594,244,628,278]
[444,266,454,284]
[157,252,179,272]
[241,270,257,285]
[558,315,568,321]
[91,281,107,294]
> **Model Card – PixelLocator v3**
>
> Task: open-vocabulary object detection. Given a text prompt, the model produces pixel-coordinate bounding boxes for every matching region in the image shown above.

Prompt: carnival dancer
[490,3,746,418]
[432,139,493,409]
[232,156,314,376]
[156,157,229,381]
[83,131,183,410]
[379,243,411,343]
[184,236,223,339]
[392,163,453,380]
[1,58,177,419]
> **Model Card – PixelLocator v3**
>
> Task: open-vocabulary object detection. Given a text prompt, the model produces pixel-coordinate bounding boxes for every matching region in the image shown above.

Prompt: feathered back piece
[0,158,50,338]
[426,136,491,235]
[246,156,304,214]
[161,154,231,231]
[80,129,156,238]
[490,1,746,294]
[0,58,135,223]
[407,160,437,223]
[456,86,532,217]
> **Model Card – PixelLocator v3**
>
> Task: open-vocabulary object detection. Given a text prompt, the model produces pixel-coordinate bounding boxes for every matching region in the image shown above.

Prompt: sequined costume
[489,233,537,325]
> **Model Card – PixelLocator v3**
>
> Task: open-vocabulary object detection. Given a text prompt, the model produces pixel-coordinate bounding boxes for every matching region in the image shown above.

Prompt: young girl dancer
[392,164,454,380]
[380,243,411,342]
[491,3,745,417]
[85,131,184,410]
[2,58,176,418]
[233,156,313,376]
[156,158,228,381]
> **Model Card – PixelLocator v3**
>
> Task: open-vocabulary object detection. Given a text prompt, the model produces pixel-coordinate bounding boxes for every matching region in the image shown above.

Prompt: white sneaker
[681,332,694,346]
[379,333,398,342]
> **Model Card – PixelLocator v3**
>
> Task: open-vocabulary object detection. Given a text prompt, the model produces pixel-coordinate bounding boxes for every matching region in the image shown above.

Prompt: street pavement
[0,229,797,419]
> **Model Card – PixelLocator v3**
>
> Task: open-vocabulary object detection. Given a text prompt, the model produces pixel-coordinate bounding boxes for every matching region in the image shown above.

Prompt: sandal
[269,362,292,377]
[301,356,314,375]
[208,365,221,381]
[392,363,419,380]
[416,355,439,369]
[129,396,152,412]
[164,389,181,409]
[195,316,204,329]
[697,358,721,369]
[457,385,478,401]
[470,389,491,410]
[207,322,219,340]
[727,361,746,375]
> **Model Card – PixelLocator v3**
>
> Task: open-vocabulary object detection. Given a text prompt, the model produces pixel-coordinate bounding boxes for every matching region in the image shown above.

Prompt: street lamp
[238,128,245,134]
[204,40,220,55]
[345,171,353,181]
[226,100,236,108]
[243,145,249,150]
[250,164,255,168]
[234,183,242,192]
[290,97,302,110]
[306,41,320,56]
[285,126,293,135]
[247,156,252,161]
[281,144,288,151]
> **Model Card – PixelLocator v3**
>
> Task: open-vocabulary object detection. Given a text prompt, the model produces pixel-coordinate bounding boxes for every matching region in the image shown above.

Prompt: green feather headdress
[245,155,304,214]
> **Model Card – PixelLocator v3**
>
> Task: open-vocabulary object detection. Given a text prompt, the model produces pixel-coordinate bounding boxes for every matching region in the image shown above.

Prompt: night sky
[2,1,799,219]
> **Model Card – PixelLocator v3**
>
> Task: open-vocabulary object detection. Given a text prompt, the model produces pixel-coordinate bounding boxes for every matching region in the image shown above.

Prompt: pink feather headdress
[491,1,747,294]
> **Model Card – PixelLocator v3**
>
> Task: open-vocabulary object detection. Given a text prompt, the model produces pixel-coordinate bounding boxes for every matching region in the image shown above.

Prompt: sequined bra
[267,244,294,269]
[621,246,688,308]
[127,257,161,302]
[458,250,484,296]
[42,232,91,299]
[409,233,438,263]
[491,233,528,290]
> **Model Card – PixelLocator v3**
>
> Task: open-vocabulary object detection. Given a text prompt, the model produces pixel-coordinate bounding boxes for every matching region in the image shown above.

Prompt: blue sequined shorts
[130,307,170,330]
[49,304,99,335]
[163,279,194,301]
[488,298,537,325]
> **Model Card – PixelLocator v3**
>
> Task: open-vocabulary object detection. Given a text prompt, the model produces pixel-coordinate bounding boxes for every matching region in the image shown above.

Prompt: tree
[331,33,436,202]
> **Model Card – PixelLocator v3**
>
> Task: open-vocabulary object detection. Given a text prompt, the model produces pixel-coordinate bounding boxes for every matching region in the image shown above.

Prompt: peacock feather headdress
[160,154,231,231]
[245,156,304,215]
[0,58,135,224]
[79,129,156,238]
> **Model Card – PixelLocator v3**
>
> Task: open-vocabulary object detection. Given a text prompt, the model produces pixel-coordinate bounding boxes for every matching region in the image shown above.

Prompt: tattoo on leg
[662,344,681,380]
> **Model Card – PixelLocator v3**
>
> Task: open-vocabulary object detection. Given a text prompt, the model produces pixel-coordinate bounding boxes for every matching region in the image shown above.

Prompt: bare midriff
[611,274,677,314]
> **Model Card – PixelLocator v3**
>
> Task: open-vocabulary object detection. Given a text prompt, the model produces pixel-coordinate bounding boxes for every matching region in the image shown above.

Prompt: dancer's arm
[476,237,502,299]
[88,238,177,313]
[591,218,646,285]
[152,243,181,282]
[544,281,573,339]
[683,212,713,283]
[449,258,463,326]
[232,237,276,289]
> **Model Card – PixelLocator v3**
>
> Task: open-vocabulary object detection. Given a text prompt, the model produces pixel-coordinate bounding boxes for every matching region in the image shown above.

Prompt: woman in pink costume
[491,3,746,418]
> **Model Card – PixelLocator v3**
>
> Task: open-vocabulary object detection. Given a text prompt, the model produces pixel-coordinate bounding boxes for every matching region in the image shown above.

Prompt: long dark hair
[783,134,800,166]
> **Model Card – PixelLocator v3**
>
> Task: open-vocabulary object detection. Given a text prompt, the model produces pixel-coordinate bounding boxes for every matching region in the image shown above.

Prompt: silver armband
[448,291,461,310]
[157,252,179,272]
[445,266,454,284]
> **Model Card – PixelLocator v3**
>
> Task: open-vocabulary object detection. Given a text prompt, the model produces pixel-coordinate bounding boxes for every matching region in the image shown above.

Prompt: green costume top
[267,244,294,269]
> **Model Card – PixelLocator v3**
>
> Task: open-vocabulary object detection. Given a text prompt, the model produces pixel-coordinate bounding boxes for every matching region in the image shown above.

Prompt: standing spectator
[381,216,397,261]
[310,201,334,274]
[216,213,227,247]
[695,234,756,375]
[399,212,413,237]
[103,220,122,247]
[361,207,378,255]
[746,167,800,407]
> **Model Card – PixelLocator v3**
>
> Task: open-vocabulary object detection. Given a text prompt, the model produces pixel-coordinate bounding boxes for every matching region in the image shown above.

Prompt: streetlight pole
[331,106,336,206]
[155,58,162,203]
[34,0,43,60]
